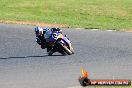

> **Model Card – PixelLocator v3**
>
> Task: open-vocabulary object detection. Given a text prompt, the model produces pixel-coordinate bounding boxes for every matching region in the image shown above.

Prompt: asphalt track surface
[0,23,132,88]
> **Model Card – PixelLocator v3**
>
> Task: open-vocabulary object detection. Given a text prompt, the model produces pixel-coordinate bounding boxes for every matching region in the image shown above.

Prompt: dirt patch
[123,28,132,32]
[120,29,132,32]
[0,20,67,28]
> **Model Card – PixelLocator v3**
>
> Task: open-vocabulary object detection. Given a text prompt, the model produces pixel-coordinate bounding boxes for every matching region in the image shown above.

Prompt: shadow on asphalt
[0,54,65,59]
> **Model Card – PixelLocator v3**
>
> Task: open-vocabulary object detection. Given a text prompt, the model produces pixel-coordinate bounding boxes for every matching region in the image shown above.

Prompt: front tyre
[70,46,74,54]
[58,43,72,55]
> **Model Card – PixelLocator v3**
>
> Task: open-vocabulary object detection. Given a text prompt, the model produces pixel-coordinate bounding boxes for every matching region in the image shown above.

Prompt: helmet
[34,26,43,34]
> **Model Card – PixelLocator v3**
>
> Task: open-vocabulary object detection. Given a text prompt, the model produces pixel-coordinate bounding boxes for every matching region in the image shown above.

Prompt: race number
[51,33,57,39]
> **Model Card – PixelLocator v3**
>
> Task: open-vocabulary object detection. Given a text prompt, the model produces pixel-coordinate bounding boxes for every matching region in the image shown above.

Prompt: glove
[36,37,41,45]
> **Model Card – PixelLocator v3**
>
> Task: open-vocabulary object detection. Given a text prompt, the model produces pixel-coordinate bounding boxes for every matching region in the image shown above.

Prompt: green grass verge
[0,0,132,30]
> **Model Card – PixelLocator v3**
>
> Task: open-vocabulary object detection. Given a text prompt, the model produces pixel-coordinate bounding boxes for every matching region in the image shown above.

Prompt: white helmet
[34,26,43,34]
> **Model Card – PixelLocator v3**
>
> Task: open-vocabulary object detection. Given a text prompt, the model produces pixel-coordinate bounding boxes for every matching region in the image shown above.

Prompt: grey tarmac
[0,23,132,88]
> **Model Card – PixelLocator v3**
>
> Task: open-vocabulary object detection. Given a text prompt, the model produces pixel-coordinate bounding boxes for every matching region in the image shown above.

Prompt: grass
[0,0,132,30]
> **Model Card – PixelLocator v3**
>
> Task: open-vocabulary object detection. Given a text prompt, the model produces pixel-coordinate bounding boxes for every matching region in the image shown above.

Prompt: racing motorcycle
[46,31,74,56]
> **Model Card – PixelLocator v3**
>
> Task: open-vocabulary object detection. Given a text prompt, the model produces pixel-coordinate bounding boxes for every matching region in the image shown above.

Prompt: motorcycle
[46,31,74,56]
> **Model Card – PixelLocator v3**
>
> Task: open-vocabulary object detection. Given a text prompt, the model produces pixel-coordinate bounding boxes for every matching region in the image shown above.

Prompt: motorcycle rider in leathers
[34,26,63,55]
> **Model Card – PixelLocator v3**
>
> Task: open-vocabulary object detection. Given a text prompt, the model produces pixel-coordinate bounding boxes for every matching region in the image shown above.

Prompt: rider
[34,26,47,49]
[34,26,62,55]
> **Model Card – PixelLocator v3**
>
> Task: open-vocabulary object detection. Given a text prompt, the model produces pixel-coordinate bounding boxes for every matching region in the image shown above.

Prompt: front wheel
[70,46,74,54]
[58,42,72,55]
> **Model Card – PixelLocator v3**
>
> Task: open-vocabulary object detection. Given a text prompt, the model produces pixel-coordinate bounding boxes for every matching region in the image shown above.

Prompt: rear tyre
[48,50,53,56]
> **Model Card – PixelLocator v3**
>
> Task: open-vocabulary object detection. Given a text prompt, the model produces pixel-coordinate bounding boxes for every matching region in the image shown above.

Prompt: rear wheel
[48,50,53,56]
